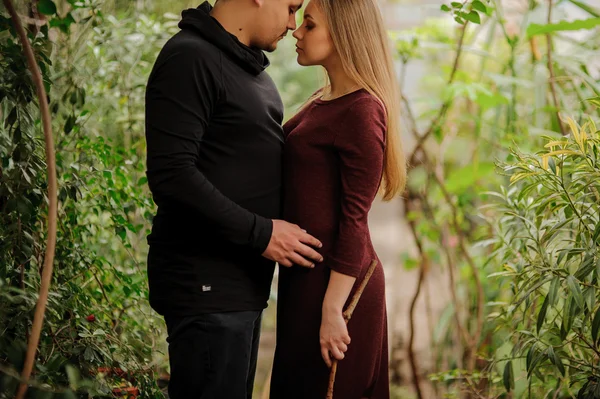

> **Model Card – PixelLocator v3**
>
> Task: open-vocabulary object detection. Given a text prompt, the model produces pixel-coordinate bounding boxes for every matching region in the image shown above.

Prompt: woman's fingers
[343,334,351,345]
[330,345,345,361]
[321,345,332,368]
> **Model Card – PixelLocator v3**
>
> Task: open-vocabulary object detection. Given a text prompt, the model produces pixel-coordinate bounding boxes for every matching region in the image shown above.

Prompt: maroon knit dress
[270,89,390,399]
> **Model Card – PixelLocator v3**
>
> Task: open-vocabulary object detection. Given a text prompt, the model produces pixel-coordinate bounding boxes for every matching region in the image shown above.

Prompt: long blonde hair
[314,0,407,200]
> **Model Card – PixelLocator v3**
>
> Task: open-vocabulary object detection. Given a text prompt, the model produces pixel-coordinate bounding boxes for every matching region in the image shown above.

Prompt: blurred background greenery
[1,0,600,398]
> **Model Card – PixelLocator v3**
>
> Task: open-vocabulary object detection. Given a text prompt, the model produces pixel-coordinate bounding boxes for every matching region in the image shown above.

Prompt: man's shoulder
[160,30,221,65]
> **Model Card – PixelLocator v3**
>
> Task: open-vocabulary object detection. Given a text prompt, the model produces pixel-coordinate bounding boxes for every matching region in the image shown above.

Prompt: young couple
[144,0,406,398]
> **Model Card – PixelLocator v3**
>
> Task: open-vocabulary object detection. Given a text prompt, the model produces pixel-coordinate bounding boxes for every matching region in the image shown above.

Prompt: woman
[270,0,407,398]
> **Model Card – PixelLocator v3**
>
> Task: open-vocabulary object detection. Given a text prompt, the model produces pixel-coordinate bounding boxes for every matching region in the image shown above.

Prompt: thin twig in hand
[326,260,379,399]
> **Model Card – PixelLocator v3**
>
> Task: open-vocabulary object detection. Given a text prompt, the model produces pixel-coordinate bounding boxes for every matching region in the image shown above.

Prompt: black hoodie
[145,2,284,316]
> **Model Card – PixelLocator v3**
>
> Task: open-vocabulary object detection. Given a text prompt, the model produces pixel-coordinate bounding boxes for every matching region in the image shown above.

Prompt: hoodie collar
[178,2,270,75]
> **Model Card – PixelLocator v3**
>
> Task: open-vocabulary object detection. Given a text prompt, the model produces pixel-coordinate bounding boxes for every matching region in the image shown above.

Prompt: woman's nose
[293,28,301,40]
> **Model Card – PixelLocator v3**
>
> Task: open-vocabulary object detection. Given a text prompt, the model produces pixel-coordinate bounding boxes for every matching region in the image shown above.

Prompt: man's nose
[288,15,297,30]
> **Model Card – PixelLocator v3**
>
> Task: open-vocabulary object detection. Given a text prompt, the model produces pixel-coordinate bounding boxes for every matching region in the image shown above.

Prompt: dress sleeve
[327,97,386,277]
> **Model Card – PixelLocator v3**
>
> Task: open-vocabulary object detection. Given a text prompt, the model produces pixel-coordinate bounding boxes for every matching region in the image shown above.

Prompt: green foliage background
[1,0,599,398]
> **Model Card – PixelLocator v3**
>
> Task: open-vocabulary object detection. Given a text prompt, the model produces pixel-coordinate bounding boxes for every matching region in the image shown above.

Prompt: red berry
[86,314,96,322]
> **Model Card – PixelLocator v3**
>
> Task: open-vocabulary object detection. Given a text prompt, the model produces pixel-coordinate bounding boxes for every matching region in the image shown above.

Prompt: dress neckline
[313,88,368,105]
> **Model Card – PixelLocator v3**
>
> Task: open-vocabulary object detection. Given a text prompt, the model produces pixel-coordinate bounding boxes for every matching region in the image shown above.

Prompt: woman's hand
[320,307,351,367]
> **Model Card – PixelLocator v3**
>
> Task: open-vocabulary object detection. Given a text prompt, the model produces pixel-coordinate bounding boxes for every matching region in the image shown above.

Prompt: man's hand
[262,220,323,268]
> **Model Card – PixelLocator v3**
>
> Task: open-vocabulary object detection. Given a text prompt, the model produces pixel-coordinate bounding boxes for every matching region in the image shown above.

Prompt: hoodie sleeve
[145,42,273,254]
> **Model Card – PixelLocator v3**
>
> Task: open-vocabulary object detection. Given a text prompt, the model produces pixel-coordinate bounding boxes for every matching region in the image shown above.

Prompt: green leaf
[441,4,451,12]
[548,276,560,306]
[64,115,76,135]
[65,364,80,390]
[585,286,596,313]
[472,0,487,13]
[37,0,57,15]
[527,345,545,378]
[115,226,126,241]
[451,1,462,7]
[593,221,600,245]
[568,0,600,17]
[463,10,481,24]
[592,306,600,344]
[526,18,600,38]
[561,296,572,340]
[574,254,596,281]
[5,107,17,128]
[83,346,95,362]
[567,276,584,309]
[503,361,515,392]
[537,295,550,334]
[547,346,565,376]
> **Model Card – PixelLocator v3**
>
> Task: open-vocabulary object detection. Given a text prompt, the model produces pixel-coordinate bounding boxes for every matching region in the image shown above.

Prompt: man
[144,0,320,397]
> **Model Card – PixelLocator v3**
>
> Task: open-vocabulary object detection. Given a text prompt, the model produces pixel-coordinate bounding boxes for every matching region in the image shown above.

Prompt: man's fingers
[343,335,351,345]
[339,343,348,353]
[278,259,293,268]
[295,244,323,263]
[298,231,322,249]
[288,252,314,269]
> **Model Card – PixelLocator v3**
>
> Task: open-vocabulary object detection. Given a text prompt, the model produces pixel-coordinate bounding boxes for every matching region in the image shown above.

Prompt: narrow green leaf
[593,221,600,244]
[592,307,600,344]
[548,276,560,306]
[37,0,57,15]
[527,18,600,38]
[585,287,595,312]
[527,346,545,379]
[441,4,451,12]
[568,0,600,17]
[574,254,596,280]
[503,361,515,392]
[537,295,550,333]
[561,296,572,340]
[547,346,565,376]
[567,276,585,309]
[548,157,557,174]
[64,115,76,135]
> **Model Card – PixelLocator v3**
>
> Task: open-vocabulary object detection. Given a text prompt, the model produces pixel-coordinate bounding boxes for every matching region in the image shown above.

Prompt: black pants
[165,310,262,399]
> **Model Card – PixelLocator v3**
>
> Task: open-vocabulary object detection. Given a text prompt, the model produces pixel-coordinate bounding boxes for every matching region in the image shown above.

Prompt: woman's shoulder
[346,90,385,115]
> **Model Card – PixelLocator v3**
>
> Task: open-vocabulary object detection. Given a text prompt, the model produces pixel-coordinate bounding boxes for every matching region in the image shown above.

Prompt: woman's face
[292,1,336,67]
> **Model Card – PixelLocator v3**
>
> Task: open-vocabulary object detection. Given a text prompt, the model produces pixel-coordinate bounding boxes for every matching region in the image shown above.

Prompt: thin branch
[431,170,485,366]
[4,1,59,398]
[408,23,468,167]
[404,195,426,399]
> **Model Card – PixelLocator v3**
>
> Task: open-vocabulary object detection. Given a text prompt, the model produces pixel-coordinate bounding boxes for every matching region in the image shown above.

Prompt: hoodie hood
[178,2,270,75]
